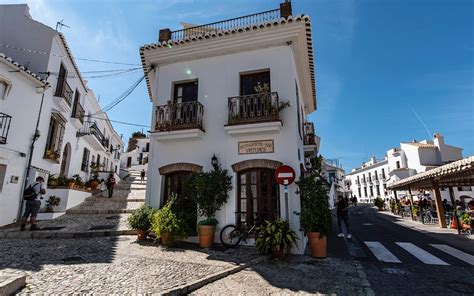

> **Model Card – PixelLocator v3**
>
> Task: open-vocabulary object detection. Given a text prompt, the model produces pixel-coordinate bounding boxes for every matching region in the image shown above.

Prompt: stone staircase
[0,171,147,239]
[66,171,146,214]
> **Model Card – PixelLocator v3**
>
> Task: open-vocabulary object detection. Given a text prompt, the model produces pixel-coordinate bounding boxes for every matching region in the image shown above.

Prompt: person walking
[20,176,46,231]
[107,173,116,198]
[140,169,146,183]
[336,195,352,238]
[99,179,106,197]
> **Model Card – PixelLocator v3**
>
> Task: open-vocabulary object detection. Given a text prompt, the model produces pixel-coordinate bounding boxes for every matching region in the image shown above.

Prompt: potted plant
[45,196,61,212]
[296,156,331,258]
[89,162,102,189]
[127,205,155,240]
[374,197,385,211]
[57,175,67,187]
[47,174,58,187]
[73,174,84,189]
[460,212,472,230]
[66,178,76,188]
[151,195,185,246]
[256,219,298,259]
[187,165,232,248]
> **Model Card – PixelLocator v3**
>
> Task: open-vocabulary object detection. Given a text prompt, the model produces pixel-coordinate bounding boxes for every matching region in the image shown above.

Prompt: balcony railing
[168,9,280,41]
[303,122,316,145]
[90,122,105,144]
[0,112,12,144]
[155,101,204,132]
[228,92,280,125]
[71,101,85,124]
[57,81,73,106]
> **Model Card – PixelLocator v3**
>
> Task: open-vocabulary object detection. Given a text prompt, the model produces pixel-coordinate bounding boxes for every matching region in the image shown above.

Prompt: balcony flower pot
[198,222,216,248]
[307,232,327,258]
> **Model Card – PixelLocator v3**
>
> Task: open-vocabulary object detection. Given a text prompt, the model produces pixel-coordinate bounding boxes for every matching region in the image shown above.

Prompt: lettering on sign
[238,140,274,155]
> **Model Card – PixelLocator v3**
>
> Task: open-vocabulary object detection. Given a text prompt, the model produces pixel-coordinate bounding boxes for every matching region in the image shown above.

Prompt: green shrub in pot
[256,219,298,256]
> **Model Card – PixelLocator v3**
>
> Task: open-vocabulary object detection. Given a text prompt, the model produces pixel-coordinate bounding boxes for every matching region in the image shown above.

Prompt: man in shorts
[20,176,46,231]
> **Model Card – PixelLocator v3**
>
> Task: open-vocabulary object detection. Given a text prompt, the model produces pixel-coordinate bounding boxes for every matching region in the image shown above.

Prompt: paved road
[337,204,474,295]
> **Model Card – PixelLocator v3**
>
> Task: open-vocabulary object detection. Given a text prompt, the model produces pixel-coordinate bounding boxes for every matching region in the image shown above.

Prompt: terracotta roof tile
[0,53,49,85]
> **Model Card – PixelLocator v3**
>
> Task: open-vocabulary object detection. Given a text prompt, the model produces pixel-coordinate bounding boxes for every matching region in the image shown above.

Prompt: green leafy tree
[296,156,332,236]
[187,167,233,225]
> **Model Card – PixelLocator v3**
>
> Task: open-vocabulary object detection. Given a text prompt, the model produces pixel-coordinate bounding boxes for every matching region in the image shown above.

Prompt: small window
[0,164,6,192]
[55,63,67,97]
[295,81,302,140]
[240,70,270,96]
[81,148,90,172]
[0,82,7,100]
[358,187,361,197]
[396,161,401,169]
[173,81,198,103]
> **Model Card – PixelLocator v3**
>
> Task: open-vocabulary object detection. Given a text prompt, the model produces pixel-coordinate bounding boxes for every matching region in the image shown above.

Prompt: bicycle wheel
[220,224,241,248]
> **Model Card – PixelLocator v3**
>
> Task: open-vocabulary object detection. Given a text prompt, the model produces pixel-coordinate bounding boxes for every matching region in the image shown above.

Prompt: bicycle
[220,222,260,248]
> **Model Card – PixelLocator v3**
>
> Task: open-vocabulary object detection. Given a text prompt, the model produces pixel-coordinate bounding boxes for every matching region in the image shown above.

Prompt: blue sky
[4,0,473,171]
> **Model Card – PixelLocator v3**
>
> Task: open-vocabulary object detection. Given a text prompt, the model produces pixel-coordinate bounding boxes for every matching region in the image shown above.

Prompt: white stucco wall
[146,45,309,253]
[0,61,45,226]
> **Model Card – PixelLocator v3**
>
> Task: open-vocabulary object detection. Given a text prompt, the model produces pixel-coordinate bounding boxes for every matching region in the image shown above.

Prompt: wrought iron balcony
[164,9,281,42]
[303,122,316,145]
[56,81,73,106]
[155,101,204,132]
[0,112,12,144]
[71,101,85,124]
[227,92,280,125]
[90,122,105,144]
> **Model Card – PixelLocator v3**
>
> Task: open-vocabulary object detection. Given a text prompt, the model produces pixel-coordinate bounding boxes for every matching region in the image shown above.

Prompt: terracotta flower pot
[307,232,327,258]
[273,248,285,259]
[90,180,99,190]
[68,182,75,188]
[161,231,171,246]
[137,229,147,241]
[198,225,216,248]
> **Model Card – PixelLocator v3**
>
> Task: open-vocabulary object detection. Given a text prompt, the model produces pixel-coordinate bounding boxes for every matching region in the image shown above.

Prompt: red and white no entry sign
[275,165,296,186]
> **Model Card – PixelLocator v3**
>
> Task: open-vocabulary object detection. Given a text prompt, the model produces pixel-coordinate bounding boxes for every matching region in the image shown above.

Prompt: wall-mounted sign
[238,140,274,155]
[10,176,19,183]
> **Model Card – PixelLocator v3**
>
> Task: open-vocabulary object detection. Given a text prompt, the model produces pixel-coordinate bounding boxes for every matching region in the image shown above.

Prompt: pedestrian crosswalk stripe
[364,241,401,263]
[429,244,474,266]
[396,242,449,265]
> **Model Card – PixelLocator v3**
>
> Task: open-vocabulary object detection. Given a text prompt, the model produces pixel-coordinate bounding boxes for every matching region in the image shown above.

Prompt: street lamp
[211,154,218,170]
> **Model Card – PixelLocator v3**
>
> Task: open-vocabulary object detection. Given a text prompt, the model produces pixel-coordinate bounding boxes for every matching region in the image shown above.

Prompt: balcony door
[240,70,270,95]
[237,168,279,227]
[173,81,198,104]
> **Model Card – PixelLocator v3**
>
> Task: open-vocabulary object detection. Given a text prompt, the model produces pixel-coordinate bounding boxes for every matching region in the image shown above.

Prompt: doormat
[89,225,115,230]
[39,227,65,231]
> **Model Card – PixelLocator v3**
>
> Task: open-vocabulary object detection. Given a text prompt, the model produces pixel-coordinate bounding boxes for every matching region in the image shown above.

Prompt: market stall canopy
[387,156,474,191]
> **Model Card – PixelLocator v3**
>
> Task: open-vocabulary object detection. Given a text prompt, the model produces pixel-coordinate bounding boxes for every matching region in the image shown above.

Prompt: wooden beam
[432,182,447,228]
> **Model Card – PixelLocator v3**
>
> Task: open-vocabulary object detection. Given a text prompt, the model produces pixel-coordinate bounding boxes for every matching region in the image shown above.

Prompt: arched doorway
[159,162,203,236]
[59,143,71,176]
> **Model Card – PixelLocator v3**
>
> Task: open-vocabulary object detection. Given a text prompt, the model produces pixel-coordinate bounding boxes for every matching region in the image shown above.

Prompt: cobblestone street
[0,237,261,294]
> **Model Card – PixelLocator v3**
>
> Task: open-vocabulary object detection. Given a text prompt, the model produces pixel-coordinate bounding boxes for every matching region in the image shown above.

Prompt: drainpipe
[16,84,49,221]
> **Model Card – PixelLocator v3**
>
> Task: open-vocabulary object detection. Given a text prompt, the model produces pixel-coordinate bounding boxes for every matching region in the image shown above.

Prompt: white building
[345,133,473,204]
[140,2,318,253]
[121,136,150,170]
[0,4,124,226]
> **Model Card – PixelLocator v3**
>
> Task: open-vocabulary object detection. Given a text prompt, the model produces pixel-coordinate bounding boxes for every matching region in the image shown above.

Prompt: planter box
[37,188,91,219]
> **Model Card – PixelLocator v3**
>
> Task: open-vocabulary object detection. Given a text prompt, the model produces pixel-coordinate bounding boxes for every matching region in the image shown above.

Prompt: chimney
[433,132,444,148]
[159,28,171,43]
[280,1,292,18]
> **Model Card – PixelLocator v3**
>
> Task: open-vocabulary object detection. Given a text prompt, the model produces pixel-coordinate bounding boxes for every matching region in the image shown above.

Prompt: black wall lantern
[211,154,218,170]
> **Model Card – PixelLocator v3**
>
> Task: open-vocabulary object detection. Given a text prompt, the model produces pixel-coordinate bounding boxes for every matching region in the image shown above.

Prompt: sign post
[275,165,296,221]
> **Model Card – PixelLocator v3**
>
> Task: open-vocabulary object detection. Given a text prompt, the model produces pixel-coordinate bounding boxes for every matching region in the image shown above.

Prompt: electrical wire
[0,43,141,66]
[89,116,149,128]
[102,75,145,112]
[44,68,142,79]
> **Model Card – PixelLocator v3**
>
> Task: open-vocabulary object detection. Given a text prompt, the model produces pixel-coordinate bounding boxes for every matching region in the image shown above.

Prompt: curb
[0,273,26,295]
[0,229,135,239]
[159,256,268,295]
[66,209,136,214]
